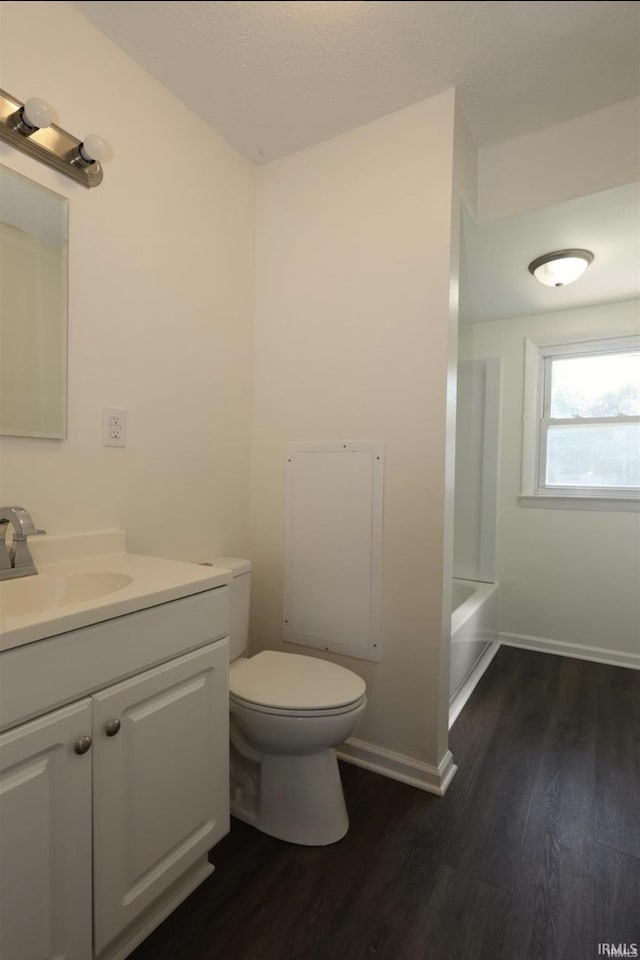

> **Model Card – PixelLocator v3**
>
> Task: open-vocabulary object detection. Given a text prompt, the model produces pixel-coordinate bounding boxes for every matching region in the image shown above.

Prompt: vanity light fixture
[0,88,109,189]
[528,249,594,287]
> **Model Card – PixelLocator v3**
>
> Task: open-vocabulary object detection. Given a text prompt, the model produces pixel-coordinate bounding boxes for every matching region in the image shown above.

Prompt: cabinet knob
[105,718,121,737]
[74,735,92,755]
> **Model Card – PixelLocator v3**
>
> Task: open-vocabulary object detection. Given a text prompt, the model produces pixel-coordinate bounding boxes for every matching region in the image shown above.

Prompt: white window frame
[521,334,640,510]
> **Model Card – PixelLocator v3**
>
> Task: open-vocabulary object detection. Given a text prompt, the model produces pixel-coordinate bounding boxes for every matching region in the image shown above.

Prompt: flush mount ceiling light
[528,249,594,287]
[0,88,109,189]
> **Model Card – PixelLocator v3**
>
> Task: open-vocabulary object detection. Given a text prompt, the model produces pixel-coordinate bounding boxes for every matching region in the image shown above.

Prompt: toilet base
[231,747,349,846]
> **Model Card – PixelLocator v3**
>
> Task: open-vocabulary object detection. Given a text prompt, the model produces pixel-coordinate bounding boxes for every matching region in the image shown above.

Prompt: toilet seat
[230,692,367,719]
[229,650,366,714]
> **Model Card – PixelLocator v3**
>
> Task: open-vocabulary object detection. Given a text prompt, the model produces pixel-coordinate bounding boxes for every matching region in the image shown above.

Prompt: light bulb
[79,134,109,164]
[22,97,55,130]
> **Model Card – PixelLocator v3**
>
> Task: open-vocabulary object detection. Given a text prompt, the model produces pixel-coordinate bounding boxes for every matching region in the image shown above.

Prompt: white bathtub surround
[453,358,502,583]
[450,579,500,690]
[449,578,500,727]
[449,642,501,729]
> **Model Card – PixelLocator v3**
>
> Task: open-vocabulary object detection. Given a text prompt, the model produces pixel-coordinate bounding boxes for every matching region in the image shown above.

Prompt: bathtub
[449,578,499,727]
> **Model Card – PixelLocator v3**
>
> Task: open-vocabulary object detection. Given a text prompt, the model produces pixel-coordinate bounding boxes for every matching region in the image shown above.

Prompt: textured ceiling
[72,0,640,163]
[460,183,640,325]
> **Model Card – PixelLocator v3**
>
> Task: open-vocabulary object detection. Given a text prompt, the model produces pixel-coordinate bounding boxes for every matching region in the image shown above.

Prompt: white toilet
[210,557,366,846]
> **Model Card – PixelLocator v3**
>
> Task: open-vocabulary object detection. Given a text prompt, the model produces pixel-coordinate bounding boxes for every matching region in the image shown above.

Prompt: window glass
[546,423,640,488]
[549,351,640,418]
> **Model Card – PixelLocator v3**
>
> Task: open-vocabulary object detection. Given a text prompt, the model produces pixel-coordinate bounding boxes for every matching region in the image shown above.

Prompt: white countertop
[0,531,231,652]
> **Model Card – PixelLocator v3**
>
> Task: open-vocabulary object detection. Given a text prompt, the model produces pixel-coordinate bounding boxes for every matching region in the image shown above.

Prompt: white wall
[0,1,255,561]
[478,97,640,222]
[250,90,465,782]
[459,300,640,664]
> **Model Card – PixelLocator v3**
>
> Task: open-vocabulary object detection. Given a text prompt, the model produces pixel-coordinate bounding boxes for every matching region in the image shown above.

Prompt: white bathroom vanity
[0,531,231,960]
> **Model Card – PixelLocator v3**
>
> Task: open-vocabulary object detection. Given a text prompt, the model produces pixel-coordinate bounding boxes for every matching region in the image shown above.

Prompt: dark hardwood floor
[129,647,640,960]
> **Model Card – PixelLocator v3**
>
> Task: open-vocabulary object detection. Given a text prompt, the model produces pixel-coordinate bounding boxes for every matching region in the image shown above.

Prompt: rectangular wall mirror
[0,165,68,438]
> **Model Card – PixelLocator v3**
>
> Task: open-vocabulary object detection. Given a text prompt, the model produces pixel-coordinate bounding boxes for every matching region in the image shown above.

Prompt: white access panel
[284,441,383,662]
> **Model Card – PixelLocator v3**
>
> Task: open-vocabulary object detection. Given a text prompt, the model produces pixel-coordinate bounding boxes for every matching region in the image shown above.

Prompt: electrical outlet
[102,406,127,447]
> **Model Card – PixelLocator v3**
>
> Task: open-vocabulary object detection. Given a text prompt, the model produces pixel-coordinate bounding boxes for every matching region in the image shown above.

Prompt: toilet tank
[209,557,251,661]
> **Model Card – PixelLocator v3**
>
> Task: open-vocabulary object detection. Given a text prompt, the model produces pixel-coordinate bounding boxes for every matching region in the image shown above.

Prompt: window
[522,336,640,505]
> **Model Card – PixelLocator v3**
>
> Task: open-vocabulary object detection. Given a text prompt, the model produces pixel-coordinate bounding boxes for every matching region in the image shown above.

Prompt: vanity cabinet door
[0,699,93,960]
[92,642,229,955]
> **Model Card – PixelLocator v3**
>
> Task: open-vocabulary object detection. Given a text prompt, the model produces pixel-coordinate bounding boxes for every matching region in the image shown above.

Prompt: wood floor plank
[502,839,609,960]
[501,657,640,960]
[220,774,424,960]
[596,664,640,859]
[295,648,523,959]
[500,657,599,960]
[595,842,640,950]
[315,798,443,960]
[443,650,555,892]
[313,655,522,960]
[338,863,508,960]
[522,655,598,844]
[403,864,509,960]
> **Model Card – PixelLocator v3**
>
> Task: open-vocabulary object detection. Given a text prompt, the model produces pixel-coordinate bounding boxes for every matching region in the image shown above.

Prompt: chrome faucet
[0,506,46,581]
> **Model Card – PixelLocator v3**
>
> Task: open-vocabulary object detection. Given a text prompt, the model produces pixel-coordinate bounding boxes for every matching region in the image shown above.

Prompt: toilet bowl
[208,558,367,846]
[230,651,366,845]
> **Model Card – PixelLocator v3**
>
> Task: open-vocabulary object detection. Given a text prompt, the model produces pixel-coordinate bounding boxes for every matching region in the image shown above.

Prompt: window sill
[519,495,640,512]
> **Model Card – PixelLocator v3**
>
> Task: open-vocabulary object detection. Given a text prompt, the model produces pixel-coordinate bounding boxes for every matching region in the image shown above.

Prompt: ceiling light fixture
[0,88,109,189]
[528,249,594,287]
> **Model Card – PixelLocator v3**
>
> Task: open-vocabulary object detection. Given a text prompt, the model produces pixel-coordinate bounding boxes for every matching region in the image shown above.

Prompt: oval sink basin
[1,571,133,618]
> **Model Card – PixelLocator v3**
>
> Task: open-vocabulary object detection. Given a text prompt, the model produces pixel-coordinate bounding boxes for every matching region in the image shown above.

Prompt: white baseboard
[449,641,500,729]
[337,737,457,796]
[500,632,640,671]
